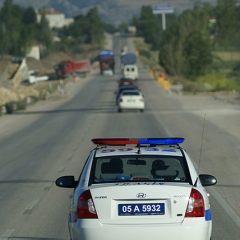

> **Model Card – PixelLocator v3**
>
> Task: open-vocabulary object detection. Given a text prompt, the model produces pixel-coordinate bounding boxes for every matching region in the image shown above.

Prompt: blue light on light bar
[138,138,184,145]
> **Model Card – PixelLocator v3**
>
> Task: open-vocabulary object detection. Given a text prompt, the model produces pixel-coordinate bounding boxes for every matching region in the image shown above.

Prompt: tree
[0,0,24,55]
[58,8,105,52]
[118,22,128,33]
[103,23,117,34]
[137,6,158,44]
[86,7,104,45]
[216,0,239,48]
[37,11,53,48]
[159,21,183,76]
[184,31,213,79]
[22,7,37,25]
[159,4,213,78]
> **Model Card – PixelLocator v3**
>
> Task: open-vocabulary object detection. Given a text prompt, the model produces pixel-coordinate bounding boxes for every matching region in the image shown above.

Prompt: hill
[0,0,218,26]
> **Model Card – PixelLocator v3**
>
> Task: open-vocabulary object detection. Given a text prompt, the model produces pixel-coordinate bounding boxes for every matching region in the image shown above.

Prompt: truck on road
[98,50,115,75]
[120,53,138,80]
[55,60,91,79]
[120,53,137,69]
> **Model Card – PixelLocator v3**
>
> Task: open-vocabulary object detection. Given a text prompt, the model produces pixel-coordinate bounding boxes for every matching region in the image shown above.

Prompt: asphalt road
[0,35,240,239]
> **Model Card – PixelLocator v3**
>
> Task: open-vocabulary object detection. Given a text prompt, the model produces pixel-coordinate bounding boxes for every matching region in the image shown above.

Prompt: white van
[123,64,138,80]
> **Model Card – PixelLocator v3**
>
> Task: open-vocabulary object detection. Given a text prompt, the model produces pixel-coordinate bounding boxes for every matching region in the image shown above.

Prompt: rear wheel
[140,109,144,112]
[118,108,122,112]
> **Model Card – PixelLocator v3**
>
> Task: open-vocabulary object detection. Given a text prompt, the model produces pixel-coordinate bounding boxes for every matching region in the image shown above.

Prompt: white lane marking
[72,145,78,150]
[44,182,53,190]
[58,165,65,172]
[0,229,14,240]
[66,153,73,160]
[209,186,240,228]
[24,199,39,214]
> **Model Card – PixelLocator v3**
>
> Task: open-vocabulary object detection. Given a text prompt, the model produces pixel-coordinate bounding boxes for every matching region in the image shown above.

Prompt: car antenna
[194,113,206,187]
[137,144,141,154]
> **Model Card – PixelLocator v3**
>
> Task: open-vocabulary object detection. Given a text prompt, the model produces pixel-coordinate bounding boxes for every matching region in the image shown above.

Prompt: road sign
[153,6,174,30]
[153,6,174,14]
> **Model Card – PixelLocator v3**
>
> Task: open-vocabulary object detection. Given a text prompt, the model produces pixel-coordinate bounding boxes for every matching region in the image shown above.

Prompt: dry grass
[213,51,240,61]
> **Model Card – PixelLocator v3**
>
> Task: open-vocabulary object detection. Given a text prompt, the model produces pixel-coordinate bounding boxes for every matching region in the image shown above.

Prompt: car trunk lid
[90,182,192,224]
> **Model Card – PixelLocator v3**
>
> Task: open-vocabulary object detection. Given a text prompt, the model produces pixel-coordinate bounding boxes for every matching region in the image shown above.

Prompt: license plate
[118,203,165,216]
[127,100,135,102]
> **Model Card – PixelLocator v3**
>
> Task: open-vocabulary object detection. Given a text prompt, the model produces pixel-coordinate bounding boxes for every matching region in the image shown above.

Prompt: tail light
[139,98,144,102]
[77,190,98,219]
[119,98,123,102]
[185,188,204,217]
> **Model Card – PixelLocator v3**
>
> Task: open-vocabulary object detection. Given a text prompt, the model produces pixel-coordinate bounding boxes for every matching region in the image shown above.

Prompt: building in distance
[36,8,74,29]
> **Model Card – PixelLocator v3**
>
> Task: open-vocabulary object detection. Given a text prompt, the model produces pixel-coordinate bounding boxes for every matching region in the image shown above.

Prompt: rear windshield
[125,67,135,72]
[58,64,67,69]
[90,155,191,184]
[122,91,140,96]
[118,87,136,94]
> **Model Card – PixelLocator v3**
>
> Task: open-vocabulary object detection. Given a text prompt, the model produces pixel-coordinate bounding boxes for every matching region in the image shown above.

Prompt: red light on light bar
[92,138,138,145]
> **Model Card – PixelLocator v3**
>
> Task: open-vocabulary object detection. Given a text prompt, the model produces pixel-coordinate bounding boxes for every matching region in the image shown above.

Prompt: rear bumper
[70,218,212,240]
[119,102,145,110]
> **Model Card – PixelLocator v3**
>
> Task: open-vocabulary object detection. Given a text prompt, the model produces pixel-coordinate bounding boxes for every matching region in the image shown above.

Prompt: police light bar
[91,138,184,145]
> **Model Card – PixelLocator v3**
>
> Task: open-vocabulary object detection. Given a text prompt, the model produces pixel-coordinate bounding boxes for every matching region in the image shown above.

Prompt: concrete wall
[26,46,40,60]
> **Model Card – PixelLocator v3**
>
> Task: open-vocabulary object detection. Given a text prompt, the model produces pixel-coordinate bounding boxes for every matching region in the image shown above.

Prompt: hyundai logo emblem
[136,193,146,198]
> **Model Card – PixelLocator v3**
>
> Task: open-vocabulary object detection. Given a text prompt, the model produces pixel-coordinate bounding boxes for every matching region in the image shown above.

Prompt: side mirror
[199,174,217,187]
[55,176,78,188]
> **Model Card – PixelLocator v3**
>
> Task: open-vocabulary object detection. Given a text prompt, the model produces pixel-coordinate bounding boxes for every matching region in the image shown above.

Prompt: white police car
[56,138,217,240]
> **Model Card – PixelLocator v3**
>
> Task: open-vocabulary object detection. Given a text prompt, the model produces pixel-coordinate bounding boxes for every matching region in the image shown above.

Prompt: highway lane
[0,35,240,239]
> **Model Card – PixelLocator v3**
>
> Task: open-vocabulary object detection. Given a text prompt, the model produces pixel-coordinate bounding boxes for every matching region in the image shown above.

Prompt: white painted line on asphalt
[66,153,73,160]
[0,229,14,240]
[209,186,240,228]
[72,145,78,150]
[24,199,39,214]
[44,182,53,190]
[58,165,65,172]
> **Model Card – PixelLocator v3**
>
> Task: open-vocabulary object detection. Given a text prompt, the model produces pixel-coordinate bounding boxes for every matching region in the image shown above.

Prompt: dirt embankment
[0,49,99,107]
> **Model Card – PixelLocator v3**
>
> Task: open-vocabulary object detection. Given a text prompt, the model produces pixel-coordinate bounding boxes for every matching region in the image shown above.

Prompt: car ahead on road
[56,138,217,240]
[118,77,136,87]
[117,90,145,112]
[115,85,139,105]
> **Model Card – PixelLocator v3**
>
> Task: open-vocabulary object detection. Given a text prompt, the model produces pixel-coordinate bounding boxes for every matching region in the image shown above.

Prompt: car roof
[94,146,183,158]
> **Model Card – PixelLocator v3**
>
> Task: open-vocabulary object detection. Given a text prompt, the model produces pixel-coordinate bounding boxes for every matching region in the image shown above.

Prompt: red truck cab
[55,60,91,79]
